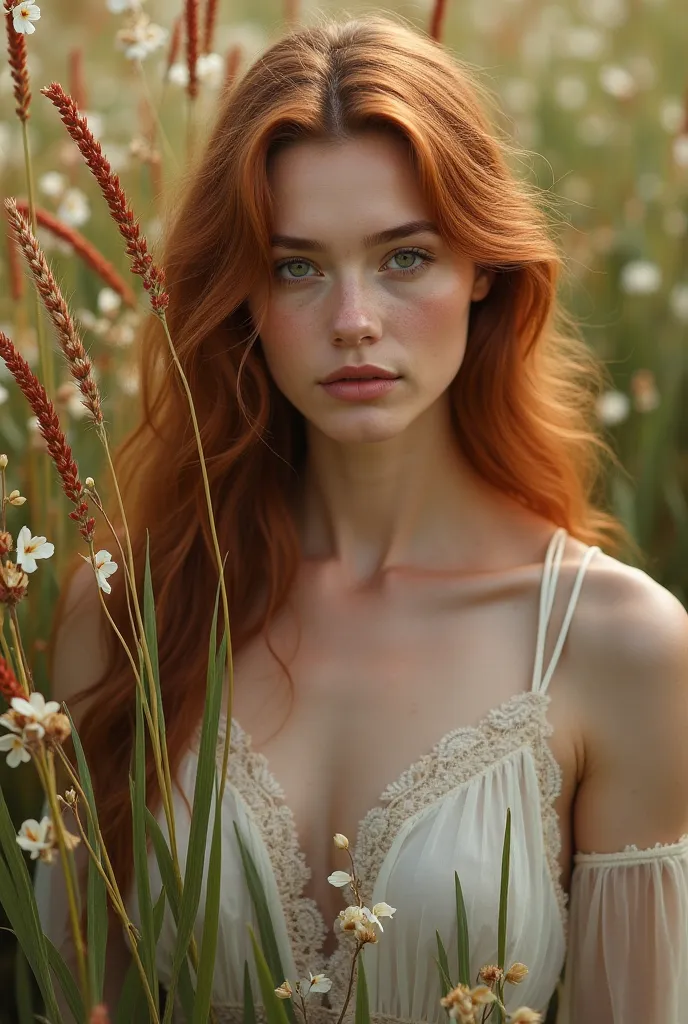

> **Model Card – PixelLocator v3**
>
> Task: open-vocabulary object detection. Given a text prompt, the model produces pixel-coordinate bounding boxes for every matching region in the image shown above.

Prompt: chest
[227,565,580,929]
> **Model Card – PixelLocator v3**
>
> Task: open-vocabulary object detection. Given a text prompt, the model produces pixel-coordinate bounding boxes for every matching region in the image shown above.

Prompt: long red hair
[50,13,637,900]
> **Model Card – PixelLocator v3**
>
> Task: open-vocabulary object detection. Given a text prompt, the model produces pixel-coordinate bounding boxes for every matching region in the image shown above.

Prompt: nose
[330,277,383,348]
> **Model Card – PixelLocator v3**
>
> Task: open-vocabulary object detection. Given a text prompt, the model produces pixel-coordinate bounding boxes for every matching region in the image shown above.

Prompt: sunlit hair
[51,12,638,899]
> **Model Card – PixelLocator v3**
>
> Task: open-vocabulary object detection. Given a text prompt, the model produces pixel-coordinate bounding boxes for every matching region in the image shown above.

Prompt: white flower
[15,526,54,573]
[16,816,54,860]
[620,260,662,295]
[599,65,636,100]
[197,52,224,88]
[80,549,118,593]
[116,13,167,62]
[300,972,332,995]
[97,287,122,315]
[0,384,8,405]
[10,691,60,724]
[38,171,67,199]
[11,3,41,36]
[669,284,688,323]
[274,980,293,1000]
[672,135,688,170]
[596,390,631,426]
[167,62,189,86]
[333,833,349,849]
[327,870,352,887]
[0,731,31,767]
[361,902,397,933]
[339,905,366,931]
[57,188,90,228]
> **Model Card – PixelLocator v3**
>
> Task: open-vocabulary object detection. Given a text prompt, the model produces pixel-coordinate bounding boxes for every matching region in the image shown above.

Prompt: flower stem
[7,611,30,695]
[335,942,364,1024]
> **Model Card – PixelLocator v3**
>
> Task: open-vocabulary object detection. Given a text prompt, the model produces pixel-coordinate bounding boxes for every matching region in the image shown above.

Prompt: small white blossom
[596,390,631,426]
[57,188,90,228]
[80,549,118,593]
[669,284,688,323]
[333,833,349,849]
[274,980,293,1000]
[599,65,636,100]
[339,905,366,931]
[167,62,189,86]
[38,171,67,199]
[10,691,60,724]
[11,2,41,36]
[361,902,397,933]
[299,972,332,995]
[16,817,55,862]
[619,260,662,295]
[327,870,352,887]
[15,525,54,573]
[197,53,224,88]
[0,731,31,768]
[116,12,167,62]
[97,288,122,316]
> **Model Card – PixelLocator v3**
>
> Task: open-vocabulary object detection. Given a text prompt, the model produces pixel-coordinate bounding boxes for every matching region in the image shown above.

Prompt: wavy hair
[52,12,637,899]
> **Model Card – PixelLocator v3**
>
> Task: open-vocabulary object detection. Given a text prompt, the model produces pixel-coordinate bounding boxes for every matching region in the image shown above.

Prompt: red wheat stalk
[0,655,24,703]
[203,0,219,55]
[4,0,31,121]
[429,0,448,42]
[185,0,199,100]
[0,331,95,542]
[165,14,183,77]
[6,198,103,425]
[15,201,138,308]
[68,48,87,111]
[224,44,243,90]
[40,83,169,315]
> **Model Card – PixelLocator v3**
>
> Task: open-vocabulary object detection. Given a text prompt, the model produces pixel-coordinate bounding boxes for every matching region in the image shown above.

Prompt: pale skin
[52,131,688,1000]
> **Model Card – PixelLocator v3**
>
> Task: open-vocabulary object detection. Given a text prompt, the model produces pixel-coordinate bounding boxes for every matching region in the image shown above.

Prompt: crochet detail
[574,833,688,866]
[216,689,568,1013]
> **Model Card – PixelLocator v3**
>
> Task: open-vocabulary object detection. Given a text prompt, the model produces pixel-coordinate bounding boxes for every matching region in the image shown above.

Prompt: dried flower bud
[0,531,13,556]
[0,454,7,469]
[0,561,29,605]
[440,984,474,1018]
[23,721,45,749]
[479,964,505,984]
[43,712,71,746]
[8,490,26,506]
[62,828,81,852]
[85,477,95,489]
[505,963,529,985]
[274,980,293,1000]
[353,922,378,945]
[333,833,349,850]
[508,1010,542,1024]
[64,787,77,805]
[339,905,366,932]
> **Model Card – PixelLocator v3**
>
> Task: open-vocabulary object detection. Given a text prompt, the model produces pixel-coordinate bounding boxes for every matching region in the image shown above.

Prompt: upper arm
[49,556,110,731]
[573,560,688,855]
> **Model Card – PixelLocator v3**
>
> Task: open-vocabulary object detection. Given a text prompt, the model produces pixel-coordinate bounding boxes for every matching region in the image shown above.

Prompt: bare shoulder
[566,542,688,852]
[49,557,110,728]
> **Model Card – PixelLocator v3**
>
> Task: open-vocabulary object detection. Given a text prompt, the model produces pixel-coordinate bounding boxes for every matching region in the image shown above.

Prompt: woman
[41,12,688,1023]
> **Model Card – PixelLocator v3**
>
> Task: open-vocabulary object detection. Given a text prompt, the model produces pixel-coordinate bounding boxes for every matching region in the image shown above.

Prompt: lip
[320,378,400,401]
[320,364,400,384]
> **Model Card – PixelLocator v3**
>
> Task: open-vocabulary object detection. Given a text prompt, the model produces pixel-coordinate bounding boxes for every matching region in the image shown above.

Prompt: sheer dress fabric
[35,528,688,1022]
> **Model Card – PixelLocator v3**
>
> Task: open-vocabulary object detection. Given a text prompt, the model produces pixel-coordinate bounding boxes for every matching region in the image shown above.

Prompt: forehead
[267,133,429,232]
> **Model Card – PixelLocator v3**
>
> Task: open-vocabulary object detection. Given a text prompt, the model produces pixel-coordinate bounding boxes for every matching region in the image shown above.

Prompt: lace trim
[574,832,688,867]
[217,689,568,1012]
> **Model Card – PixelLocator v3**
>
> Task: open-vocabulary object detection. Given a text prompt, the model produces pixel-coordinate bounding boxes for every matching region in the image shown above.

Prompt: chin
[315,411,410,445]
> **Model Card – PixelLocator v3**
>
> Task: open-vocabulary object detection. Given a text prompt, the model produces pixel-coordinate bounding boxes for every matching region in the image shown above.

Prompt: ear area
[471,267,495,302]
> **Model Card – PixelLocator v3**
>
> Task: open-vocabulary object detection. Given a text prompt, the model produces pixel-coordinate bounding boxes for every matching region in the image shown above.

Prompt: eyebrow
[269,219,441,251]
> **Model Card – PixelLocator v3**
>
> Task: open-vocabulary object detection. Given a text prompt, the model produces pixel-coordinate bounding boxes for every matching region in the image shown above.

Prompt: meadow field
[0,0,687,1017]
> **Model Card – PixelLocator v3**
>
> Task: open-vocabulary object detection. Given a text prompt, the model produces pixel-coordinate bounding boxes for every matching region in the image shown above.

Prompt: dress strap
[530,527,600,696]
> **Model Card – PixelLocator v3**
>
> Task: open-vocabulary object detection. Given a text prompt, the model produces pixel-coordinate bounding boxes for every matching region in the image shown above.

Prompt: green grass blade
[454,872,470,986]
[114,889,166,1024]
[434,931,453,996]
[130,681,159,1008]
[143,532,165,752]
[191,777,224,1024]
[163,582,225,1014]
[497,808,512,969]
[233,822,296,1024]
[243,960,257,1024]
[44,937,87,1024]
[354,951,371,1024]
[14,947,33,1024]
[248,925,290,1024]
[0,788,62,1022]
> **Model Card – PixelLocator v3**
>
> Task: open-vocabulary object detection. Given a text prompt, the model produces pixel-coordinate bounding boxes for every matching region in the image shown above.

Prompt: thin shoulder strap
[531,527,601,696]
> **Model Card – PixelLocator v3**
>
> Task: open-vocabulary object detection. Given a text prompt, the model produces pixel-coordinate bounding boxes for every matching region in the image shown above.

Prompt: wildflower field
[0,0,686,1017]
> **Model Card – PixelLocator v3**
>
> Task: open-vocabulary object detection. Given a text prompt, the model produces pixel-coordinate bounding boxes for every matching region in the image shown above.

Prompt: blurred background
[0,0,687,1018]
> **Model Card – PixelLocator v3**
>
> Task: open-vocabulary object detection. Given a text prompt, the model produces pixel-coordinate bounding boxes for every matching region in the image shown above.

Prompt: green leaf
[0,788,61,1022]
[192,776,224,1024]
[354,951,371,1024]
[248,926,291,1024]
[454,871,470,986]
[65,707,108,1001]
[434,931,453,997]
[163,581,226,1017]
[129,681,159,1008]
[14,946,34,1024]
[45,937,87,1024]
[115,889,166,1024]
[233,822,296,1024]
[497,807,512,970]
[243,960,257,1024]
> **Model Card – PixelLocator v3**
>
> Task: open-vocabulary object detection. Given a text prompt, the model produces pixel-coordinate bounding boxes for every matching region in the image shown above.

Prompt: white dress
[37,528,688,1022]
